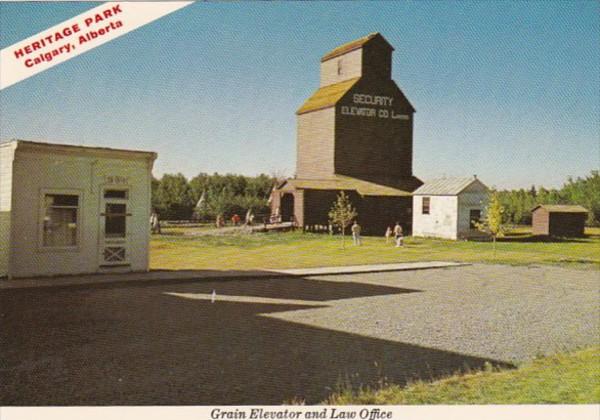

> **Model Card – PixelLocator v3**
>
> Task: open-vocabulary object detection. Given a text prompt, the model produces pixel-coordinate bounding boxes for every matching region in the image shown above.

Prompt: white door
[99,188,131,268]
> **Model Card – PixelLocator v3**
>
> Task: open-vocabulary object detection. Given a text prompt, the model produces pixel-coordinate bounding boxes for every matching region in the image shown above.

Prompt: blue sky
[1,1,598,189]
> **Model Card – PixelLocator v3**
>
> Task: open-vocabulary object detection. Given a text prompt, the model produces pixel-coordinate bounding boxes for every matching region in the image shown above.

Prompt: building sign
[341,93,409,120]
[104,175,129,185]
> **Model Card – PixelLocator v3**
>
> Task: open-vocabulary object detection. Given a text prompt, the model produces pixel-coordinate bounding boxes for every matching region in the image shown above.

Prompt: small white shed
[0,140,157,279]
[412,177,489,240]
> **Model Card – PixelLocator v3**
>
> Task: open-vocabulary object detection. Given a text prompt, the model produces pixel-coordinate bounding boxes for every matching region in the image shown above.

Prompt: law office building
[271,33,423,235]
[0,140,157,279]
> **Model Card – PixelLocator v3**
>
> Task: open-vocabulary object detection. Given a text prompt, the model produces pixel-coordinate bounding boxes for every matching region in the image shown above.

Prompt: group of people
[152,209,405,247]
[350,221,404,247]
[386,222,404,247]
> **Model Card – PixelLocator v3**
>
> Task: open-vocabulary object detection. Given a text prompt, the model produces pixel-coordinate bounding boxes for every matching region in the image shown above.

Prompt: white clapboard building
[0,140,157,279]
[412,177,489,240]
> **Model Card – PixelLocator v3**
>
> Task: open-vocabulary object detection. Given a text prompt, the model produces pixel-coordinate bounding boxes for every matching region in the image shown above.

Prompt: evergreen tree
[530,185,537,198]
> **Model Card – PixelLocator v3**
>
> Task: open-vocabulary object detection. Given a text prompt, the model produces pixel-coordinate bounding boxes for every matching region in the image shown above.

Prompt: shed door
[99,188,131,267]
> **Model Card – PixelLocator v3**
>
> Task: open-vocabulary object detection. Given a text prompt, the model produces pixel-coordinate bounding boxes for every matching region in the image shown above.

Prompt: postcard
[0,2,598,419]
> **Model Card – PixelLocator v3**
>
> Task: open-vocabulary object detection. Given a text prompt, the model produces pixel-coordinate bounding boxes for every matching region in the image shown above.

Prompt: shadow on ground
[0,275,512,405]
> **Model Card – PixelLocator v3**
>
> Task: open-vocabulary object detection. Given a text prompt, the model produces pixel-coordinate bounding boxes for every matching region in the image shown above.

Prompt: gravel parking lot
[1,264,598,405]
[267,264,600,363]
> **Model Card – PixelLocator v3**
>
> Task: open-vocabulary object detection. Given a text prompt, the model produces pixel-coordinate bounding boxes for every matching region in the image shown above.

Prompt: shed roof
[532,204,588,213]
[321,32,393,62]
[413,177,486,195]
[296,77,360,115]
[278,175,412,197]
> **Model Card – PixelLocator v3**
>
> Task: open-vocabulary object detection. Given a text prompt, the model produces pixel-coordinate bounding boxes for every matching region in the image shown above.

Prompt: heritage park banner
[0,2,192,90]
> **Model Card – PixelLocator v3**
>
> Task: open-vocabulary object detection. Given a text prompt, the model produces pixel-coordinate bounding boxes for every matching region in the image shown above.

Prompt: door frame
[98,184,132,268]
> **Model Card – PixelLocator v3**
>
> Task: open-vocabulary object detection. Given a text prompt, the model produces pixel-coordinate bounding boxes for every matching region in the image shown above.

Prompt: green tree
[153,173,195,220]
[206,188,235,221]
[246,174,276,199]
[328,191,358,249]
[188,172,276,222]
[235,194,268,215]
[560,171,599,226]
[475,191,506,256]
[453,171,599,228]
[151,176,161,213]
[189,172,211,203]
[530,185,537,198]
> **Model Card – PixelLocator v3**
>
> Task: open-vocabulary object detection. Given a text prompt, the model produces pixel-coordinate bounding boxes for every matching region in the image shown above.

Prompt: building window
[469,209,481,228]
[105,203,128,238]
[422,197,430,215]
[42,194,79,247]
[104,189,128,199]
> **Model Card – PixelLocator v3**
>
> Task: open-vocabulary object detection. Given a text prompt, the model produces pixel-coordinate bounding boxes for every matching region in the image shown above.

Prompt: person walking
[351,220,362,246]
[394,222,404,247]
[150,210,161,234]
[385,226,392,244]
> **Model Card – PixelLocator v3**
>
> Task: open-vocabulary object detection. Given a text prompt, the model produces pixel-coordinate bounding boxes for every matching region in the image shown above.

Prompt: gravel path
[1,264,598,405]
[268,264,600,363]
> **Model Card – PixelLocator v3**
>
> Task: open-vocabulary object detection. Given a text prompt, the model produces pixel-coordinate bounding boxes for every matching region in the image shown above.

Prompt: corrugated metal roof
[296,78,360,115]
[279,175,412,197]
[532,204,588,213]
[413,177,483,195]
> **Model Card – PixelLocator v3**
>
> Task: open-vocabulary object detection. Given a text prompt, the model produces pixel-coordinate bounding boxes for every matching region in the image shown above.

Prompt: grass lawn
[324,346,600,404]
[150,227,600,271]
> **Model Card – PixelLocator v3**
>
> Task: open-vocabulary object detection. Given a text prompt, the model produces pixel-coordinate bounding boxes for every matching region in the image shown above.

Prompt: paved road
[1,264,598,405]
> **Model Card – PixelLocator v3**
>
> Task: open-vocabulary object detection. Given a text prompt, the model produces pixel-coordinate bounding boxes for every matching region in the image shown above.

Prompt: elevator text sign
[341,93,409,120]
